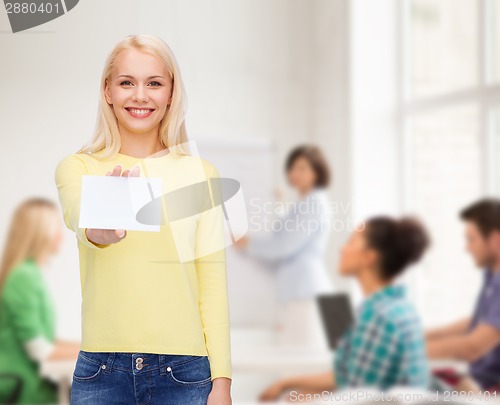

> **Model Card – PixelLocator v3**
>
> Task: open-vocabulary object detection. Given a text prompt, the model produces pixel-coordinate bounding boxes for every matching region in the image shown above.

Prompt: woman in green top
[0,198,80,404]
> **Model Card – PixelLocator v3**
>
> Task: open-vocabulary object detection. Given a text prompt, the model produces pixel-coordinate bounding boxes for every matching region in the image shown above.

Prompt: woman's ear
[363,248,379,269]
[167,81,174,106]
[104,81,112,105]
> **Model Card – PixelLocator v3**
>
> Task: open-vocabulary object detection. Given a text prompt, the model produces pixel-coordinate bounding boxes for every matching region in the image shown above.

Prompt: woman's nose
[133,85,149,102]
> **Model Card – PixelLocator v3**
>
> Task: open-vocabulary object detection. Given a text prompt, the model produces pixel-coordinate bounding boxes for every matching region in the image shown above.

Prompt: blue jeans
[70,350,213,405]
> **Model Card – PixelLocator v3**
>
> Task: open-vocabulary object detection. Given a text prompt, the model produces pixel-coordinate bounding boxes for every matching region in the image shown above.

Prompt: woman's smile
[124,107,156,118]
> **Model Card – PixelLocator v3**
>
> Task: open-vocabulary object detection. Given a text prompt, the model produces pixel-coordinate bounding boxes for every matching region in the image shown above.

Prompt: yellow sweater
[54,148,232,380]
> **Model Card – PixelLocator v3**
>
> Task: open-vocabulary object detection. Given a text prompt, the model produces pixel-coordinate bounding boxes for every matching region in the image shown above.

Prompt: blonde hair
[77,34,189,160]
[0,198,59,294]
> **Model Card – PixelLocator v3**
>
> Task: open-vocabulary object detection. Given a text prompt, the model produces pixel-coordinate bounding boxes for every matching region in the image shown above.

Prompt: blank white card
[79,175,162,232]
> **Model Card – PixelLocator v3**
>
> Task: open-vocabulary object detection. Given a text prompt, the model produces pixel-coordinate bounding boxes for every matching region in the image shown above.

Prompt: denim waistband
[78,350,208,375]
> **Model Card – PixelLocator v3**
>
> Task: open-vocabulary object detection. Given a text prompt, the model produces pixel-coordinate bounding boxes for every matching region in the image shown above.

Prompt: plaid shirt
[334,285,430,391]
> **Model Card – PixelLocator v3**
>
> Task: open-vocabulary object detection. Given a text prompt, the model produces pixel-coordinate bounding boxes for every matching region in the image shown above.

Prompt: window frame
[397,0,500,318]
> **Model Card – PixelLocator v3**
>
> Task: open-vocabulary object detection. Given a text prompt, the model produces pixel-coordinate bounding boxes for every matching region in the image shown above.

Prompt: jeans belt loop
[103,352,115,374]
[159,354,167,375]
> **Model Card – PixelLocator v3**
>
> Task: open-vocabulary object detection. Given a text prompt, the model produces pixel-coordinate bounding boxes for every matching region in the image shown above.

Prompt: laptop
[316,293,354,349]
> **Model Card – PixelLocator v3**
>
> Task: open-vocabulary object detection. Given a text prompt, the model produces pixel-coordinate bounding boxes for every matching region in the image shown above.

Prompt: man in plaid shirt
[334,284,430,390]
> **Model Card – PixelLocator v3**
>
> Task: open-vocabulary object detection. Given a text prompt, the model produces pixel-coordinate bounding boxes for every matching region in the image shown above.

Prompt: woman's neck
[298,186,314,198]
[358,268,390,297]
[118,125,166,159]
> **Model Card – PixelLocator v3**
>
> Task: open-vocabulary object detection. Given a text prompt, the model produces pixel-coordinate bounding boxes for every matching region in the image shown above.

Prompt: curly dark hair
[364,216,430,281]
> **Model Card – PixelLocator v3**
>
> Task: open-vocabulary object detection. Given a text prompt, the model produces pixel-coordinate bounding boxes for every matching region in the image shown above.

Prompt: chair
[0,373,23,404]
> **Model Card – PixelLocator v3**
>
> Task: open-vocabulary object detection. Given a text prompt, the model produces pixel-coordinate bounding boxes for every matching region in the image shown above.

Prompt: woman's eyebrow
[116,75,166,79]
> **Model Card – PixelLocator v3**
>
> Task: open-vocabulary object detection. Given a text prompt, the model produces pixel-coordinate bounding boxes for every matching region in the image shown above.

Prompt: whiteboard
[195,136,278,327]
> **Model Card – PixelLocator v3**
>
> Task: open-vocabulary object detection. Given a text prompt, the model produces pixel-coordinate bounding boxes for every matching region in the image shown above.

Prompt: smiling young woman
[55,35,232,405]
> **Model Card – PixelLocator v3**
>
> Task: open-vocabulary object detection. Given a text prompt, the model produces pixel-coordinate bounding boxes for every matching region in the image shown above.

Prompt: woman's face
[104,48,172,137]
[338,229,374,277]
[287,157,317,192]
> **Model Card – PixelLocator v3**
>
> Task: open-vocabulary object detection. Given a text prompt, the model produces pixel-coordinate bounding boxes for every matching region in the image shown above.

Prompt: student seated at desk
[0,198,80,404]
[427,198,500,393]
[259,216,431,401]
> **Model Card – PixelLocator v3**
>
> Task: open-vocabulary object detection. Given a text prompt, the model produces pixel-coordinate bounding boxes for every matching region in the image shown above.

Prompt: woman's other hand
[233,236,249,250]
[258,380,287,402]
[207,377,232,405]
[85,164,141,246]
[274,186,284,202]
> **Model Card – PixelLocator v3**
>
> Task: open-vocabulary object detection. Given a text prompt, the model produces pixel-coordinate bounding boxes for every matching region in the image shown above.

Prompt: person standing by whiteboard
[234,145,333,349]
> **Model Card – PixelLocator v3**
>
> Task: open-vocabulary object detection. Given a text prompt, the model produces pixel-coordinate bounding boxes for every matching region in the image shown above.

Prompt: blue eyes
[119,81,162,87]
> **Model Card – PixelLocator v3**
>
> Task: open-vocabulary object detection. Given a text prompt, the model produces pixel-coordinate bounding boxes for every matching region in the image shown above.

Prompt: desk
[40,359,74,404]
[232,345,333,374]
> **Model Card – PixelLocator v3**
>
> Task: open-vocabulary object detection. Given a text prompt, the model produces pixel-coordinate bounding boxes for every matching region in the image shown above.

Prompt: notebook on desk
[316,293,354,349]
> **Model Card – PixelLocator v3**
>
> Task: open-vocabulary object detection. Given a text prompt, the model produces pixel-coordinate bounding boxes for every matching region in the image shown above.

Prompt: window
[410,0,478,98]
[400,0,500,326]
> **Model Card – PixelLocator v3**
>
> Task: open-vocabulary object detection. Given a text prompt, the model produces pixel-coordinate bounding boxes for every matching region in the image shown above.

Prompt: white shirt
[245,188,334,302]
[24,336,55,362]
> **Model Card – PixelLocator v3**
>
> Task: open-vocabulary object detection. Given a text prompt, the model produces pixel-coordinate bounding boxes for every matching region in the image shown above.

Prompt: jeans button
[136,363,143,370]
[136,358,143,364]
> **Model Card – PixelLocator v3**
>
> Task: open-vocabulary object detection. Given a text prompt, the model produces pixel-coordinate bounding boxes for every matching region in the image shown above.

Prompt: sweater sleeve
[54,154,111,250]
[194,164,232,380]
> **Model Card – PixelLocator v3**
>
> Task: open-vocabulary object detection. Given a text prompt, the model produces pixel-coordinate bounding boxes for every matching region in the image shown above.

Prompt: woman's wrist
[212,377,232,389]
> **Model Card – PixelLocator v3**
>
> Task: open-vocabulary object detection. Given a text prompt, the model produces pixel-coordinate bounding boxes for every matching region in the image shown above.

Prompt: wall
[0,0,350,337]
